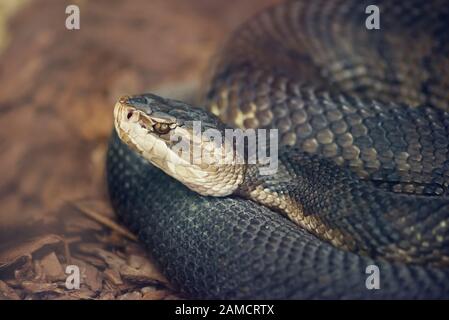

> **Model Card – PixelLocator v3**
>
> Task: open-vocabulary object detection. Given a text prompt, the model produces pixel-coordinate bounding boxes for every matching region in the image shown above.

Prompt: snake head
[113,93,244,196]
[114,93,223,146]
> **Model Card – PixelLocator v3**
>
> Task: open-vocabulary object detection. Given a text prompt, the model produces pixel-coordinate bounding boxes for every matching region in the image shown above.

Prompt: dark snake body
[107,0,449,298]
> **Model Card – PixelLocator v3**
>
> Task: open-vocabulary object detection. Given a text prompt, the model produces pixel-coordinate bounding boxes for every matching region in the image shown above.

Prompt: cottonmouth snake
[107,0,449,298]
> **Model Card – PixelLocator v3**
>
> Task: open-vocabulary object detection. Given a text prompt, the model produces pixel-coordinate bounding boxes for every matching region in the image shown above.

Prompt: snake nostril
[127,111,133,119]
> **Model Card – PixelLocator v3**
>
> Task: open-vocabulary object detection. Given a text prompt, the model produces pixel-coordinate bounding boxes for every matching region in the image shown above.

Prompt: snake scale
[107,0,449,298]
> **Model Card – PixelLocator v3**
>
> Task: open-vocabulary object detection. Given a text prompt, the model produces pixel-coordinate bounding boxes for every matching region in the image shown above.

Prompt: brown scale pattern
[209,72,449,196]
[206,0,449,197]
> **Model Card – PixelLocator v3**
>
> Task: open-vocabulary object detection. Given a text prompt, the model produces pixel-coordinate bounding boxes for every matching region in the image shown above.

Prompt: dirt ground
[0,0,279,300]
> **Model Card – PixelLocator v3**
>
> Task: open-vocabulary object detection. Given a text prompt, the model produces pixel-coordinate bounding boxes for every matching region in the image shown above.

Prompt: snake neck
[236,149,359,251]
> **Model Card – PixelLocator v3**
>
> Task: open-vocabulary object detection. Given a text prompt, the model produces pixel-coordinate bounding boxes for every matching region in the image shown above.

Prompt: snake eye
[153,122,171,135]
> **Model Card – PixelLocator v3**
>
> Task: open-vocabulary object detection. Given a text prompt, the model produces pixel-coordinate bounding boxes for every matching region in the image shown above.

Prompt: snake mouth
[115,97,150,129]
[113,99,154,156]
[113,95,184,166]
[114,96,178,137]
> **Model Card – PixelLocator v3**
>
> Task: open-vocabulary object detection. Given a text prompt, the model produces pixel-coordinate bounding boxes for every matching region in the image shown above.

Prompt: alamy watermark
[365,264,380,290]
[366,5,380,30]
[65,5,80,30]
[64,4,381,32]
[168,121,279,175]
[65,265,80,290]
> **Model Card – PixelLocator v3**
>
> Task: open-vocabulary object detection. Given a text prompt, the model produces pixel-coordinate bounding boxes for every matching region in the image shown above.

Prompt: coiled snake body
[107,0,449,298]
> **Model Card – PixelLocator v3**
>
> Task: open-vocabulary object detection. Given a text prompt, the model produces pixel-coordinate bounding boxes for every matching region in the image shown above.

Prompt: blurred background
[0,0,279,299]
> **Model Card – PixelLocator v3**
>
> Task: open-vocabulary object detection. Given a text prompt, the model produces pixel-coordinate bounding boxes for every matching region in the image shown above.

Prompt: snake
[106,0,449,298]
